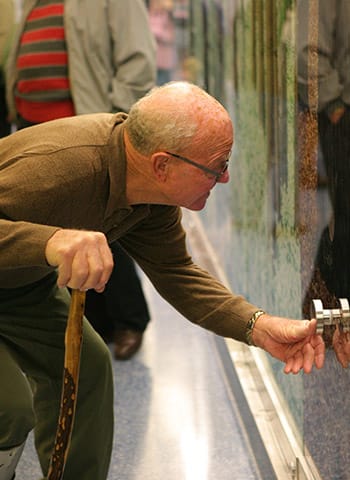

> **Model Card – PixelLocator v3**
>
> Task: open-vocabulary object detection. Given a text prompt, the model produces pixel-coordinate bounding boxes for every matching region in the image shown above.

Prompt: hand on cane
[45,229,114,292]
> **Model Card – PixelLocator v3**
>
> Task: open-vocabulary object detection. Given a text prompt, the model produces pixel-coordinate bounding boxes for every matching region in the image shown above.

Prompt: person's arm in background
[297,0,346,121]
[0,0,15,129]
[107,0,157,112]
[0,0,15,72]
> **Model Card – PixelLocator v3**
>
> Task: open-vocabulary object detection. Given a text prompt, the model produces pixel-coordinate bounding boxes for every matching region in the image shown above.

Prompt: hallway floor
[16,275,264,480]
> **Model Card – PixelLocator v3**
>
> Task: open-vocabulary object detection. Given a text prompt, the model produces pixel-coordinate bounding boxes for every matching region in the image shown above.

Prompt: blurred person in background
[0,0,15,138]
[6,0,156,360]
[298,0,350,362]
[148,0,176,85]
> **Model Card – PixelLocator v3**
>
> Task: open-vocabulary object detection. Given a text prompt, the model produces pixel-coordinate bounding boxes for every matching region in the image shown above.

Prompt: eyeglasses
[165,151,229,180]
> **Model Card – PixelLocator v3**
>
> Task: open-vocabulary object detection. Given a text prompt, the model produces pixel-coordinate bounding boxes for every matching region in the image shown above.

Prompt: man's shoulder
[36,112,127,141]
[61,112,127,126]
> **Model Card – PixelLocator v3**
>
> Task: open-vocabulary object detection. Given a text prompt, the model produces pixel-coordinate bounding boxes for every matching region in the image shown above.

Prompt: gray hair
[125,82,212,155]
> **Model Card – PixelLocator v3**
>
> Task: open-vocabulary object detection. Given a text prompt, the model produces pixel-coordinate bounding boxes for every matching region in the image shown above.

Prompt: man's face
[178,158,230,211]
[165,121,233,211]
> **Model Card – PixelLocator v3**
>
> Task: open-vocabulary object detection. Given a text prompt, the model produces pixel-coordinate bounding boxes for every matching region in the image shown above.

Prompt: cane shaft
[47,289,86,480]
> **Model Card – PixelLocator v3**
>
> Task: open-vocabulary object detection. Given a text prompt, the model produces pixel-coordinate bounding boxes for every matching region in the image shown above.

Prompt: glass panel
[297,1,350,478]
[168,0,350,476]
[196,0,305,445]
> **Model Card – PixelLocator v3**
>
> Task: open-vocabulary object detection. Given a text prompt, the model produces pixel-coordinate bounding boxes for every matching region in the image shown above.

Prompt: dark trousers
[0,273,114,479]
[86,242,150,339]
[316,107,350,298]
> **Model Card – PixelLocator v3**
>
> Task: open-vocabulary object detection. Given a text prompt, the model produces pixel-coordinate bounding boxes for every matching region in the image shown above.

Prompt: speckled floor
[16,277,262,480]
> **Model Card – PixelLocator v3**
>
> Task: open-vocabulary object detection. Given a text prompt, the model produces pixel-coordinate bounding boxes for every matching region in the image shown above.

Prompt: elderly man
[0,82,325,480]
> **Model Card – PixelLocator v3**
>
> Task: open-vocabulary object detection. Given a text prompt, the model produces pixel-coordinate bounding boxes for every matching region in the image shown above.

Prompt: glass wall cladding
[189,0,304,434]
[178,0,350,477]
[297,1,350,478]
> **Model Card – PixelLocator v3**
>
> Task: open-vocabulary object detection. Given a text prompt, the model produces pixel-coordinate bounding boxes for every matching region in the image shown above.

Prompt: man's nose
[217,169,230,184]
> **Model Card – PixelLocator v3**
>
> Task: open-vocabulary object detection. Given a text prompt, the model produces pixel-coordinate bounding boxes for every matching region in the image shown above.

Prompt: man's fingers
[311,335,325,369]
[46,229,114,291]
[301,343,315,374]
[334,346,349,368]
[284,350,304,375]
[57,261,73,289]
[283,336,325,374]
[76,248,113,292]
[332,327,350,368]
[70,249,91,290]
[87,237,114,291]
[284,357,294,374]
[69,243,113,291]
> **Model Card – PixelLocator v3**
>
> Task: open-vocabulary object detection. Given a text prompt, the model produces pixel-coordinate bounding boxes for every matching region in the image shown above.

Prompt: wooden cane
[47,289,86,480]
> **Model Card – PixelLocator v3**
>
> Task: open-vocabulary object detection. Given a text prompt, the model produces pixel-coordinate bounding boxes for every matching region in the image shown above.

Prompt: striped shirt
[15,0,75,123]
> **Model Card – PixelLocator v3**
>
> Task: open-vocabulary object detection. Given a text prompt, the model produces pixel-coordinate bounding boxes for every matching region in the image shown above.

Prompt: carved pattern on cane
[47,290,85,480]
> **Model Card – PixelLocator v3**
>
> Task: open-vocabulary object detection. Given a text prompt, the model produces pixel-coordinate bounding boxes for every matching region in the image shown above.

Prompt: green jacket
[0,113,258,343]
[6,0,156,118]
[0,0,15,84]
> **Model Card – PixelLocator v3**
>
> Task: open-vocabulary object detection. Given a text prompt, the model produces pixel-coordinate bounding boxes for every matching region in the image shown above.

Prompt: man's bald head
[125,81,233,156]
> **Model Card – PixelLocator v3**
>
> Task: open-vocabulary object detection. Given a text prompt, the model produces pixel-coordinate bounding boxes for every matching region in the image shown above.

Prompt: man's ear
[151,153,169,181]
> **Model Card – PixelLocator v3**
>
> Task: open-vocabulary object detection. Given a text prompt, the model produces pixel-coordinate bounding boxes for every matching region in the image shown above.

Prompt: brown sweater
[0,112,258,342]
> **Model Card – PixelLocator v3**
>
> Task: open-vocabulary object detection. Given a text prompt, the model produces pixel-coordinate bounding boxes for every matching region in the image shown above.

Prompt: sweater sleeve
[118,205,259,343]
[0,219,58,268]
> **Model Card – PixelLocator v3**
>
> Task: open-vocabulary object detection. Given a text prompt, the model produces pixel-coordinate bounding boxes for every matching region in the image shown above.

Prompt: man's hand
[252,314,325,374]
[45,229,114,292]
[333,326,350,368]
[329,106,346,124]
